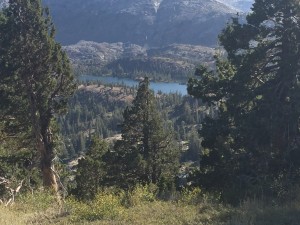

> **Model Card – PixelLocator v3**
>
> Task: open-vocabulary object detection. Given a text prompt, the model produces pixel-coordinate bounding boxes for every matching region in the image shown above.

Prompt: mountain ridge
[216,0,253,12]
[43,0,238,47]
[64,41,215,81]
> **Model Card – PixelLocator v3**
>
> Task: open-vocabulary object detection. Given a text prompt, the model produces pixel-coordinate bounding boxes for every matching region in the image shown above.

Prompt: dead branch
[0,177,24,206]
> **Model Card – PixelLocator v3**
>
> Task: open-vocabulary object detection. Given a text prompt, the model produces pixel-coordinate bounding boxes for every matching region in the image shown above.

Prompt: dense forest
[58,80,204,161]
[1,0,300,224]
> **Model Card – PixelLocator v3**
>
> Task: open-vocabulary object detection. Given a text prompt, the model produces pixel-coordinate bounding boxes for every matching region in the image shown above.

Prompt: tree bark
[37,134,58,192]
[26,81,58,192]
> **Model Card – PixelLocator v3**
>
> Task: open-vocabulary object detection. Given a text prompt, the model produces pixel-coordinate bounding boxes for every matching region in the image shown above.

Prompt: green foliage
[68,190,124,222]
[0,123,41,197]
[0,151,41,197]
[179,187,202,205]
[108,78,180,189]
[58,84,130,158]
[0,0,75,189]
[73,137,109,200]
[188,0,300,203]
[0,0,75,132]
[124,184,158,207]
[181,128,202,162]
[16,190,58,212]
[3,186,300,225]
[106,57,193,82]
[59,83,204,160]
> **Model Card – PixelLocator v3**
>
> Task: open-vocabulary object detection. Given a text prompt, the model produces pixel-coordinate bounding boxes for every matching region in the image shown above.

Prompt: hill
[64,41,215,81]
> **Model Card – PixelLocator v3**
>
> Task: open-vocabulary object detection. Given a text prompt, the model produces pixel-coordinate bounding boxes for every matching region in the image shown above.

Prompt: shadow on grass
[225,201,300,225]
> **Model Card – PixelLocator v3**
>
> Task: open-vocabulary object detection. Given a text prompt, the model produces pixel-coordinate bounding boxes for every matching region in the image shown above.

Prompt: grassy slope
[0,202,227,225]
[1,190,300,225]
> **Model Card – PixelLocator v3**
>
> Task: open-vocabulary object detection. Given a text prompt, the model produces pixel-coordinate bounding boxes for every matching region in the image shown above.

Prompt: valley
[3,1,299,225]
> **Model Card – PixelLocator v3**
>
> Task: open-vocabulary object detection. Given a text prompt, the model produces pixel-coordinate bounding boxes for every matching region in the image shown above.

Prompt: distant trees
[181,128,202,162]
[188,0,300,202]
[109,78,180,189]
[0,0,75,191]
[58,86,131,158]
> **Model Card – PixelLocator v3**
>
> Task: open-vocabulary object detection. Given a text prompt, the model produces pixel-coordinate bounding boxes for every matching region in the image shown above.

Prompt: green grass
[1,188,300,225]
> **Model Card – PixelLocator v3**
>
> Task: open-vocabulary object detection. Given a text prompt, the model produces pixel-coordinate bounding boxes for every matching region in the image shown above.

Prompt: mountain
[216,0,253,12]
[43,0,238,47]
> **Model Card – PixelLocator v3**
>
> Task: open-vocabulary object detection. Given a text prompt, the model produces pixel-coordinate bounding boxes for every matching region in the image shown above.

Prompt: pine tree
[110,78,179,189]
[73,136,108,200]
[0,0,75,191]
[188,0,300,202]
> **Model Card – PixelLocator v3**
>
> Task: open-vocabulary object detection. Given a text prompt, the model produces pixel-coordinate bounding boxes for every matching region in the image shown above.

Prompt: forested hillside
[1,0,300,224]
[64,41,215,81]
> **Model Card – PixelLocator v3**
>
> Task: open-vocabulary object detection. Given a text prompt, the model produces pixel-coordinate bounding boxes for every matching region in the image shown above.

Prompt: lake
[79,75,188,95]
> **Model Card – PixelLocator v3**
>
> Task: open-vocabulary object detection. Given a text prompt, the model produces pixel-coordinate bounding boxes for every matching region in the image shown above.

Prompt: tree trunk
[26,82,58,193]
[36,131,59,192]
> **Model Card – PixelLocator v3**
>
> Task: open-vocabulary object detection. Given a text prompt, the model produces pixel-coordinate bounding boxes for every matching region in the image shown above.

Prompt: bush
[67,190,124,221]
[179,187,202,205]
[124,184,158,207]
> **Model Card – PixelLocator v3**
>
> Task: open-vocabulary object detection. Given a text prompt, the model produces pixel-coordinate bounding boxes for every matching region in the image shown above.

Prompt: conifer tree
[110,78,179,189]
[188,0,300,201]
[73,137,108,200]
[0,0,75,191]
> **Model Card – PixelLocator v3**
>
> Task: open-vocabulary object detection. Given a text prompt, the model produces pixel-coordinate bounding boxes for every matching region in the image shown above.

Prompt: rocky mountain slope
[216,0,253,12]
[43,0,238,47]
[64,41,215,81]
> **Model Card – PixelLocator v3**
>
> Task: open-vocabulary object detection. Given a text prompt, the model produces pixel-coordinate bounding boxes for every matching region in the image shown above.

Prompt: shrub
[124,184,158,207]
[67,190,124,221]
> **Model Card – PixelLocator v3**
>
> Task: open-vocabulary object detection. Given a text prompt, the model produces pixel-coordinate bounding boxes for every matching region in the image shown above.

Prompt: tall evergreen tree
[110,78,179,188]
[188,0,300,201]
[0,0,75,191]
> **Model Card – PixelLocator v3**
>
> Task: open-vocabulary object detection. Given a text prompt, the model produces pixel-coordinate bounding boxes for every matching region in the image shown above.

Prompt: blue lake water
[79,75,188,95]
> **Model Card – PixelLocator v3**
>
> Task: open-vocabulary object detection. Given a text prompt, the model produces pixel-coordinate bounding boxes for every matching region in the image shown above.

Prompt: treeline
[106,57,195,82]
[70,56,195,82]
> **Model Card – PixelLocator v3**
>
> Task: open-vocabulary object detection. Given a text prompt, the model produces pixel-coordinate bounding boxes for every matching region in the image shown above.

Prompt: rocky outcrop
[65,41,147,67]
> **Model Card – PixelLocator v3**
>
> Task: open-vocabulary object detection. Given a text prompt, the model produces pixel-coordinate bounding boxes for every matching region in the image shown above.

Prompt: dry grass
[119,201,228,225]
[0,205,28,225]
[1,188,300,225]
